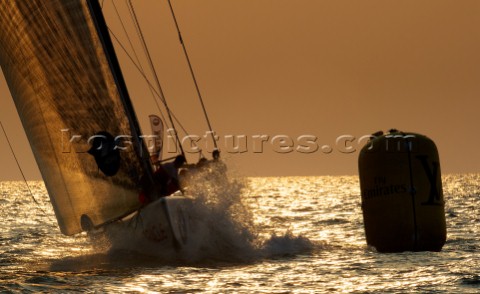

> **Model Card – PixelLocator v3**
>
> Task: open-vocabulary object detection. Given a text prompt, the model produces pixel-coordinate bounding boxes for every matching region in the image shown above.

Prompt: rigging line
[108,30,204,157]
[167,0,218,150]
[110,0,168,126]
[112,1,153,91]
[112,1,203,157]
[124,3,167,109]
[108,28,203,153]
[0,121,49,216]
[126,0,185,157]
[105,3,202,154]
[108,28,168,128]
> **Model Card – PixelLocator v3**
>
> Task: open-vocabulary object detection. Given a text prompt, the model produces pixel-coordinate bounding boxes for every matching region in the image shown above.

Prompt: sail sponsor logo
[143,224,168,242]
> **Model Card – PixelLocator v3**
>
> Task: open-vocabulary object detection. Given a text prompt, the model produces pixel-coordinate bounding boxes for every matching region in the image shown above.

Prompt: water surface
[0,174,479,293]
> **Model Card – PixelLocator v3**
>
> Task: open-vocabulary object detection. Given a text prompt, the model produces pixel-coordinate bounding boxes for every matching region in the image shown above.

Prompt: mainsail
[0,0,154,235]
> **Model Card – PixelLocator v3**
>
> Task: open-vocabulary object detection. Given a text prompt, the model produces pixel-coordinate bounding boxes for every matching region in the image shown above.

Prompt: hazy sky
[1,0,479,179]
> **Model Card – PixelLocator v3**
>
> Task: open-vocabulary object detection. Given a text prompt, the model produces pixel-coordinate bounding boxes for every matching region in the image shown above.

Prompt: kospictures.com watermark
[60,129,391,155]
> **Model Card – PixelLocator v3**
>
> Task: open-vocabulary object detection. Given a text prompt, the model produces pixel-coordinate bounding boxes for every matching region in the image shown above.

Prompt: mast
[126,0,185,157]
[87,0,157,189]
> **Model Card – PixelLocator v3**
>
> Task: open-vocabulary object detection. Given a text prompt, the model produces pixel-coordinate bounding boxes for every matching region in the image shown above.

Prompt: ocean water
[0,174,479,293]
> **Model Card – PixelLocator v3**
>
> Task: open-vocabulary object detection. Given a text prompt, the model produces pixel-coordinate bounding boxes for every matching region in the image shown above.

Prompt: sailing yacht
[0,0,210,249]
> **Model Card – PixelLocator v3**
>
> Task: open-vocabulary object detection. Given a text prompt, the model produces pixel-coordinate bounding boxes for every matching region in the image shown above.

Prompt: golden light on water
[1,175,479,292]
[0,0,479,291]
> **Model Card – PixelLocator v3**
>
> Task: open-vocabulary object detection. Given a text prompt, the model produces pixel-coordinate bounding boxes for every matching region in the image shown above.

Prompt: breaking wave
[95,166,316,264]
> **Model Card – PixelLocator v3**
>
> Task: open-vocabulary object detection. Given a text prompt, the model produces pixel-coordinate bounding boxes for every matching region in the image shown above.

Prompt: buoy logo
[416,155,443,206]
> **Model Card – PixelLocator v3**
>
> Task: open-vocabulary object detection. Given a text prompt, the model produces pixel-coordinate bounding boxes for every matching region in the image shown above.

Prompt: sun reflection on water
[0,175,479,292]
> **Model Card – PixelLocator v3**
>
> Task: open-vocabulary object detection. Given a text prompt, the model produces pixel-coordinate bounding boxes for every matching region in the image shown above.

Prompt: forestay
[0,0,152,235]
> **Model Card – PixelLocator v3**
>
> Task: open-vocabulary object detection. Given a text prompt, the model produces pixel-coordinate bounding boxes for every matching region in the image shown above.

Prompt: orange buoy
[358,130,446,252]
